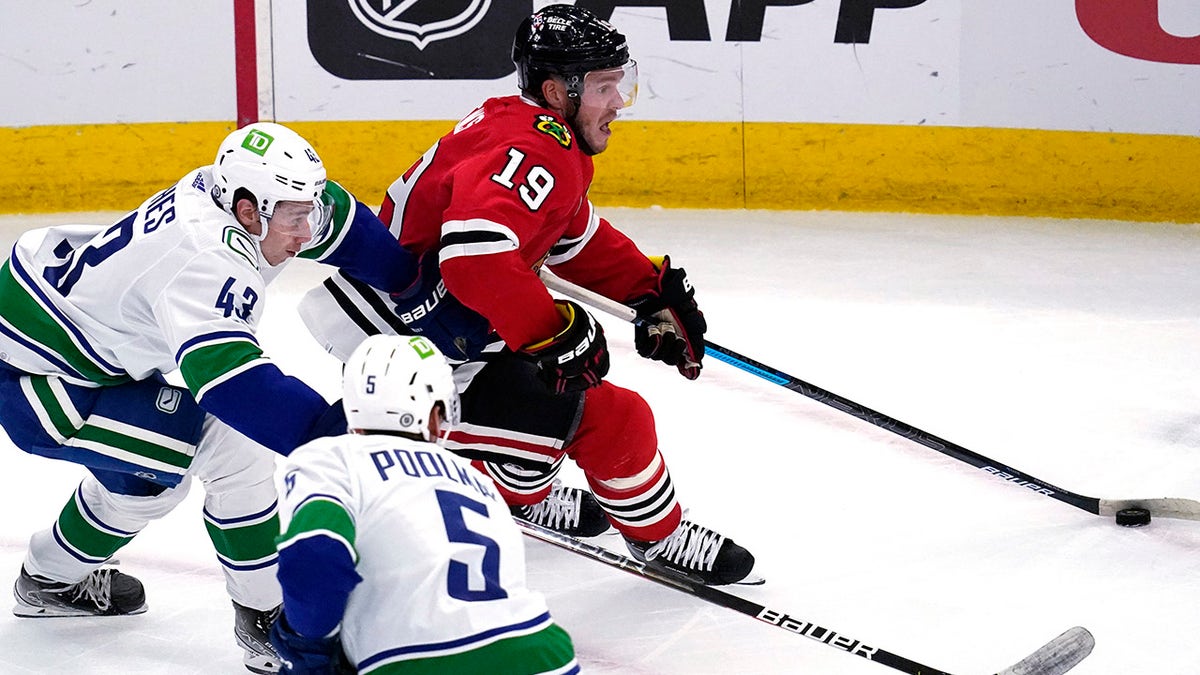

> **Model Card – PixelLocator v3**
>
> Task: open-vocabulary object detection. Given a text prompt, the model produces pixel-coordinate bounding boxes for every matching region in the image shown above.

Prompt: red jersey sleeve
[544,202,660,303]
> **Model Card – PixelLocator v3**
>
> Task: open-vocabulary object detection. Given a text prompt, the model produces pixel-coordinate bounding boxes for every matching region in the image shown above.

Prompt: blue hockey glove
[269,612,348,675]
[390,251,492,361]
[628,256,707,380]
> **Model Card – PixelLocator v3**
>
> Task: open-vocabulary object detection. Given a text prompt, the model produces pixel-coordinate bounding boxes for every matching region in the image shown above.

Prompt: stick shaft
[538,271,1200,520]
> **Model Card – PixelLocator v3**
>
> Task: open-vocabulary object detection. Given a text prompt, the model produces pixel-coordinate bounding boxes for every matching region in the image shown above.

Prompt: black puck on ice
[1115,507,1151,527]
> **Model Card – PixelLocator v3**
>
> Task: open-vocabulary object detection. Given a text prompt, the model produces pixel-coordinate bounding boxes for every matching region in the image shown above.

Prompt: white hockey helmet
[210,122,329,235]
[343,335,461,441]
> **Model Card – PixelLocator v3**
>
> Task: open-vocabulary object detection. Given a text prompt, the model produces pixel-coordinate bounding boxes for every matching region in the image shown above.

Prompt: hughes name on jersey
[0,169,415,455]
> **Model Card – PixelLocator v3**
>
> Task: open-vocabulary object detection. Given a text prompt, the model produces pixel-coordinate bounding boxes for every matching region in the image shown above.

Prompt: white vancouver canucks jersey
[0,167,354,395]
[278,434,554,671]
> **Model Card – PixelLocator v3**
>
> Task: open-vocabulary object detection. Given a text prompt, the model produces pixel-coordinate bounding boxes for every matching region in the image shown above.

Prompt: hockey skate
[233,600,283,674]
[510,483,612,537]
[625,520,758,586]
[12,565,147,617]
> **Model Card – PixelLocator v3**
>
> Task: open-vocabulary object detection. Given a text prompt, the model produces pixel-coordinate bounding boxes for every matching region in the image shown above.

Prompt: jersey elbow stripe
[281,497,358,560]
[300,181,354,261]
[439,219,519,262]
[278,529,358,565]
[545,204,599,266]
[192,358,269,402]
[176,330,259,363]
[179,337,265,398]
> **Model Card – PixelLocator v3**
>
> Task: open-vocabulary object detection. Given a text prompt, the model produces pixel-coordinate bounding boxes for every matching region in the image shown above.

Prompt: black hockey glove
[269,613,352,675]
[628,256,707,380]
[519,300,609,394]
[390,251,492,361]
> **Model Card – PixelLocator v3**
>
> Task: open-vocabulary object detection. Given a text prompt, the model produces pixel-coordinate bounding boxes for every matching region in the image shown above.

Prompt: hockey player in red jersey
[300,5,756,585]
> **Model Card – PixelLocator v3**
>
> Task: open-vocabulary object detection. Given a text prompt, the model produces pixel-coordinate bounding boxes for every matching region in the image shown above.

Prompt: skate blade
[647,562,766,587]
[12,601,148,618]
[242,650,282,674]
[732,573,766,586]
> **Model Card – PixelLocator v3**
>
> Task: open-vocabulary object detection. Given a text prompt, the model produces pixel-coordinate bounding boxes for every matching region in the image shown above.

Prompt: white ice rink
[2,207,1198,674]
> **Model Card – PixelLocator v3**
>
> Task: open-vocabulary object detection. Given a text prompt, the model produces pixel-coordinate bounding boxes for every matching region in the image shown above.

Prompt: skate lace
[69,568,114,612]
[643,522,725,572]
[524,485,581,530]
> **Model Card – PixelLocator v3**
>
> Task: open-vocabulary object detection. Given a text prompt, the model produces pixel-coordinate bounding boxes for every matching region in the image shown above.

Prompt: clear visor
[266,194,334,240]
[581,60,638,110]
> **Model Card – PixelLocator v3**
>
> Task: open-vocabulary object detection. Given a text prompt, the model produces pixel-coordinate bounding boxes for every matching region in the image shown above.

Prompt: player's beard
[564,101,602,157]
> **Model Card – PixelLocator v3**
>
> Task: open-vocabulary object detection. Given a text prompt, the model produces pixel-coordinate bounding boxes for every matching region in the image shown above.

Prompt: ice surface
[2,208,1198,674]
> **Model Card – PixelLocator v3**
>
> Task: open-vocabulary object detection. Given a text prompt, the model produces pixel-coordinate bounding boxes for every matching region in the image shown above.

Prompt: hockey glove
[628,256,707,380]
[390,251,493,361]
[269,613,351,675]
[520,300,609,394]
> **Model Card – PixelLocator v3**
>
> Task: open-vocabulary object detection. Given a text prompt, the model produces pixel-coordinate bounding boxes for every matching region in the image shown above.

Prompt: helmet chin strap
[560,92,601,157]
[253,214,270,242]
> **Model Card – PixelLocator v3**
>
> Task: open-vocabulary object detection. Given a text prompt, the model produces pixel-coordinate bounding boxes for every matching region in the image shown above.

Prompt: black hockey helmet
[512,4,630,101]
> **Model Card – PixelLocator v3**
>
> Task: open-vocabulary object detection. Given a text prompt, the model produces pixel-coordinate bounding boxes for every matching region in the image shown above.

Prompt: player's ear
[541,77,569,112]
[235,196,261,235]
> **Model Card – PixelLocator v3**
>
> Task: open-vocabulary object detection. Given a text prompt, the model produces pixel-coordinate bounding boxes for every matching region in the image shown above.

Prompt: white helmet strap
[254,213,270,242]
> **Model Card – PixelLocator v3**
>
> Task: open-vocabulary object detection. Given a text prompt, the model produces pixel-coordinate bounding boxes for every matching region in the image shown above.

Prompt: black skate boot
[233,600,283,674]
[510,483,611,537]
[626,520,757,586]
[12,565,147,617]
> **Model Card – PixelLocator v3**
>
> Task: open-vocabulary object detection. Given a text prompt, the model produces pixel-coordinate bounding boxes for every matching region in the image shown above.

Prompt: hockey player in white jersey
[0,123,419,673]
[271,334,579,675]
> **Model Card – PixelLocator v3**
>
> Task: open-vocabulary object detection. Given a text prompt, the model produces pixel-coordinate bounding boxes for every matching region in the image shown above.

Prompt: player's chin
[590,127,613,152]
[266,251,298,266]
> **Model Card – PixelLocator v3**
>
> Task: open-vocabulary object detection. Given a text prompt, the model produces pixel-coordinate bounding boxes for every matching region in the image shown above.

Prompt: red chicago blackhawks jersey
[379,95,659,351]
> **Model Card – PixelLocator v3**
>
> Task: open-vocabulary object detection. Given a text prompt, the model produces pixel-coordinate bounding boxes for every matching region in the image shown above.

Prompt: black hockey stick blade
[516,517,1093,675]
[538,270,1200,523]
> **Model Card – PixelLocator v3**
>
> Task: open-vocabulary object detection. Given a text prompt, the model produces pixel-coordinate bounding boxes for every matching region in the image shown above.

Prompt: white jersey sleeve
[0,168,270,389]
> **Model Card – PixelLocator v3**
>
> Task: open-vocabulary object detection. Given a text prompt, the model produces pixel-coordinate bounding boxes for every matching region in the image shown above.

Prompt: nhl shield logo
[349,0,492,51]
[308,1,531,80]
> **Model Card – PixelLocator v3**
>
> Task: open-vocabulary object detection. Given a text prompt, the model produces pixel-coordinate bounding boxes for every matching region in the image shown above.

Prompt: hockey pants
[472,379,684,543]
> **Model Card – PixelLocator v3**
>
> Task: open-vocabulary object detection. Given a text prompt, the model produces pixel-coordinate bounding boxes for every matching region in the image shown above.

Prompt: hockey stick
[539,270,1200,522]
[517,518,1094,675]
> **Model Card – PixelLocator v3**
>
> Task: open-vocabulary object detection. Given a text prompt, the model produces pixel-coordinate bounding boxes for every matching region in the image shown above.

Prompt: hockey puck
[1115,507,1151,527]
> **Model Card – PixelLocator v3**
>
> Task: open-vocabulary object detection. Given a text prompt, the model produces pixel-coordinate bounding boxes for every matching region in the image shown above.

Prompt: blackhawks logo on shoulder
[534,115,572,149]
